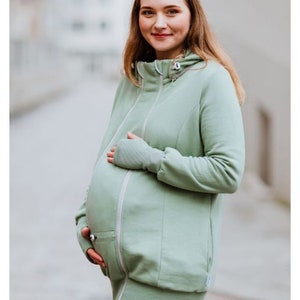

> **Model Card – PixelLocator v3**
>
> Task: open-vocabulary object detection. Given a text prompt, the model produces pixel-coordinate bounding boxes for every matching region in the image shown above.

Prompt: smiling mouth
[151,33,172,38]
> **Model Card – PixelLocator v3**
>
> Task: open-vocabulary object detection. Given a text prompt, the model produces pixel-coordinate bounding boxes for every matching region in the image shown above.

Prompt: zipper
[207,196,214,278]
[141,66,164,138]
[94,83,144,169]
[115,71,164,299]
[113,86,144,300]
[115,171,131,300]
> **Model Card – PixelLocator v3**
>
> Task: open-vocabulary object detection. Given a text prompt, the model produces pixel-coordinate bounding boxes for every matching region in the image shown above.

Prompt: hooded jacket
[75,52,245,293]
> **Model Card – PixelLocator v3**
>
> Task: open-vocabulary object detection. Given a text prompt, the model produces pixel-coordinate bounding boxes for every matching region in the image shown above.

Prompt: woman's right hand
[81,227,106,269]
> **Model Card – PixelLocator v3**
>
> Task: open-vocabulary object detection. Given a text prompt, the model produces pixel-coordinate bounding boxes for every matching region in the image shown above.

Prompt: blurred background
[9,0,290,299]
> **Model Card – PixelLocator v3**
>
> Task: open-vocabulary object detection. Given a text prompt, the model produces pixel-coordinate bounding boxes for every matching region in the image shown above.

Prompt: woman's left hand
[107,132,138,164]
[106,132,164,173]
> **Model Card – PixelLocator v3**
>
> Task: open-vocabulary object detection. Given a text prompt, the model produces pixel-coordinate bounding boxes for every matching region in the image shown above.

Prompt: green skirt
[111,278,207,300]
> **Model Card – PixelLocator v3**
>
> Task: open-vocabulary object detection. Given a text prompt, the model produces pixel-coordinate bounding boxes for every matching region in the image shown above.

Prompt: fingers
[81,227,90,240]
[127,132,139,139]
[107,146,116,163]
[106,133,139,163]
[87,248,106,268]
[81,229,106,268]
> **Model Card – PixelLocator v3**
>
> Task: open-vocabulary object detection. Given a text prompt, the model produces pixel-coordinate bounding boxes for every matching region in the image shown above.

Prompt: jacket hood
[135,51,204,85]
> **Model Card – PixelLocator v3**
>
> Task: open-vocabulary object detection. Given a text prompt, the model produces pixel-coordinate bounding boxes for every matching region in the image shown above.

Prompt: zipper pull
[172,61,181,71]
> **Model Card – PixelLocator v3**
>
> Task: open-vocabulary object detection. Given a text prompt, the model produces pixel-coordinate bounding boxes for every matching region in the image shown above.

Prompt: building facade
[55,0,132,76]
[201,0,290,202]
[10,0,64,73]
[10,0,133,114]
[10,0,70,114]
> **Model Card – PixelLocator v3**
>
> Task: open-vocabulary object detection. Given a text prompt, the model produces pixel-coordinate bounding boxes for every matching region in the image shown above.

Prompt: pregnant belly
[86,159,128,232]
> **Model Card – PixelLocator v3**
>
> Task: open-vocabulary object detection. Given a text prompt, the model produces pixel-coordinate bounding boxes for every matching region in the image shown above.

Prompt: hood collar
[135,51,203,84]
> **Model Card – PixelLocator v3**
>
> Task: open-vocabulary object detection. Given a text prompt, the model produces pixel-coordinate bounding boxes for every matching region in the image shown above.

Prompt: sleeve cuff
[146,148,164,174]
[76,224,94,262]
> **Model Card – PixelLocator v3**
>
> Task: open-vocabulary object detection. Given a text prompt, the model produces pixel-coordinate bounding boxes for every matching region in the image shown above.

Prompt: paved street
[10,76,290,300]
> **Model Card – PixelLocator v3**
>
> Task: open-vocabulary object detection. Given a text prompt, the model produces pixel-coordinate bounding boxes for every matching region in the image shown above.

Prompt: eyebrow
[140,5,182,9]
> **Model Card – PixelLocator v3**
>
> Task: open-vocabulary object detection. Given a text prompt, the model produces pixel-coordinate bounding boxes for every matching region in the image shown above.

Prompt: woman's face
[139,0,191,60]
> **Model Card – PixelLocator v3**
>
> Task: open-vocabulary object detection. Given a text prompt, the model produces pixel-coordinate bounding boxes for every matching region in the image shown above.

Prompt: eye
[140,10,154,17]
[167,9,179,16]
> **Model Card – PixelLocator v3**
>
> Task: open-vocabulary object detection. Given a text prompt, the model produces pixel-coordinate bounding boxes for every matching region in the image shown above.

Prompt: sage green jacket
[75,52,245,294]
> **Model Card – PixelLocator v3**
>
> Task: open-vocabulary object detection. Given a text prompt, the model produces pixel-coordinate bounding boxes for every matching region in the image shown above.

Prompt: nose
[154,13,167,29]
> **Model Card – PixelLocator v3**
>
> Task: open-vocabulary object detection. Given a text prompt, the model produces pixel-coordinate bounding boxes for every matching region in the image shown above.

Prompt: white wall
[201,0,290,201]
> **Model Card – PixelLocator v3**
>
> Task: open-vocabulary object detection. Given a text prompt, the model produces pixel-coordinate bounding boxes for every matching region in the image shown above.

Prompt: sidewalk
[10,66,74,116]
[207,173,290,300]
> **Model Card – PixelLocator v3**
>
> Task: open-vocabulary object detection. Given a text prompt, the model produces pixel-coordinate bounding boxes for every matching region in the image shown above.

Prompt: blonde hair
[123,0,245,105]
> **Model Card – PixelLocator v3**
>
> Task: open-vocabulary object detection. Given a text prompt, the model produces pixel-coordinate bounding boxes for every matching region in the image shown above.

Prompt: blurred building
[10,0,132,115]
[10,0,56,72]
[202,0,290,203]
[55,0,132,77]
[10,0,70,115]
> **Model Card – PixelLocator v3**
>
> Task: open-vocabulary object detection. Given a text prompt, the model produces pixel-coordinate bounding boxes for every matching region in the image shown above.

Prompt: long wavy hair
[123,0,245,105]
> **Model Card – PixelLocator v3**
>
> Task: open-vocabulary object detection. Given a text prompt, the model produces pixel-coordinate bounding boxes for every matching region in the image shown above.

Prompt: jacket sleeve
[75,191,94,263]
[157,67,245,194]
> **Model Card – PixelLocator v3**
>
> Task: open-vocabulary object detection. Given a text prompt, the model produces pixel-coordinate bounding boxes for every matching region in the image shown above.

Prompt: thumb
[127,132,139,139]
[81,227,90,239]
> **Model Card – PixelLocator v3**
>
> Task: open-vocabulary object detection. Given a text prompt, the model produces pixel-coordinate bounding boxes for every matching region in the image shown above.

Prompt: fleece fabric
[75,51,245,299]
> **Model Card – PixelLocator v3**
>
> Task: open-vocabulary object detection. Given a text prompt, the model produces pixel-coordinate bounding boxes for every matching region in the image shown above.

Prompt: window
[72,0,84,5]
[72,21,85,31]
[259,108,272,185]
[99,21,108,31]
